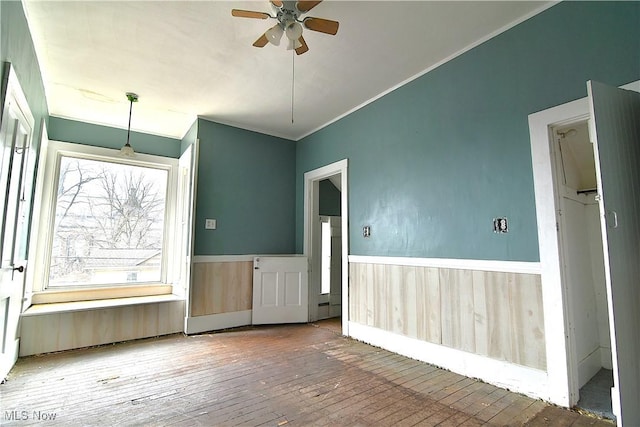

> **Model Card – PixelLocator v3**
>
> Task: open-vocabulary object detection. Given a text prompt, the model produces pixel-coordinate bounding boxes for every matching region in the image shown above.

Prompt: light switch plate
[205,219,217,230]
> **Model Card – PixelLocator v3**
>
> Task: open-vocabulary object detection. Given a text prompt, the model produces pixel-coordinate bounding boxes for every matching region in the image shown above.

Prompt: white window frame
[27,140,179,304]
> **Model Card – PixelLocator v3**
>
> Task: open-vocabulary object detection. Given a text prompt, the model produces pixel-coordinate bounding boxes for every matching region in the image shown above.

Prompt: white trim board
[193,255,253,263]
[348,322,551,403]
[184,310,252,335]
[349,255,541,275]
[193,255,304,263]
[22,294,184,316]
[529,96,589,408]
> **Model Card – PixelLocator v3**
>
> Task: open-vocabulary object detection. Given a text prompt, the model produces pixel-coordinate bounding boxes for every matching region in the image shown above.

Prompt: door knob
[13,265,24,273]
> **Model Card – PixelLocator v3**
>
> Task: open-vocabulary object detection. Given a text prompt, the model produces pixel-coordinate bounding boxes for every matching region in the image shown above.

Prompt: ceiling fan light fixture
[287,38,303,50]
[265,24,284,46]
[231,1,339,54]
[285,21,303,41]
[120,92,138,157]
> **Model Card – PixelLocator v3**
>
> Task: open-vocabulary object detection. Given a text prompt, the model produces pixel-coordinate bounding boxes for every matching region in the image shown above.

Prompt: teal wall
[0,1,49,146]
[48,117,181,158]
[48,115,297,256]
[295,1,640,261]
[319,179,341,217]
[194,119,296,255]
[1,0,49,257]
[1,1,49,151]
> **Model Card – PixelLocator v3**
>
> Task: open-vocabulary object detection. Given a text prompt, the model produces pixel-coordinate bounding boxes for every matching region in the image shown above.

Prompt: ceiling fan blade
[270,0,283,7]
[296,1,322,13]
[295,36,309,55]
[303,17,339,35]
[253,33,269,48]
[231,9,270,19]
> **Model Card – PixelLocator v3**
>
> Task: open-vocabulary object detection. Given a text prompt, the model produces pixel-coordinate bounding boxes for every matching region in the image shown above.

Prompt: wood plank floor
[1,319,613,426]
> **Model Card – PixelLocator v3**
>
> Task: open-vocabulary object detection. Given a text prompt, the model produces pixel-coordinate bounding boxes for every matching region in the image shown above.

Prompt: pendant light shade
[285,21,303,41]
[265,24,284,46]
[120,92,139,157]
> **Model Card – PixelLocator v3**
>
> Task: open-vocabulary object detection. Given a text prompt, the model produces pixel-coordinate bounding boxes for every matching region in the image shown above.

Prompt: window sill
[30,284,173,305]
[22,294,184,317]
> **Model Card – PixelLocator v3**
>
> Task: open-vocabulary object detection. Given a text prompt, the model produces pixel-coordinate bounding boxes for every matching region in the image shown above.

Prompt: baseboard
[600,347,613,370]
[348,321,552,403]
[185,310,252,334]
[578,348,603,389]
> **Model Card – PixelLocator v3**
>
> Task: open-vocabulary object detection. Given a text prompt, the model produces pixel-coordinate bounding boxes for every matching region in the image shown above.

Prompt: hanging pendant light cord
[291,49,295,124]
[126,98,133,146]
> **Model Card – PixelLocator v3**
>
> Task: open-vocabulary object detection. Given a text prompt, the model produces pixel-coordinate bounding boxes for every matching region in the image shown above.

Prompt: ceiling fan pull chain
[291,48,295,125]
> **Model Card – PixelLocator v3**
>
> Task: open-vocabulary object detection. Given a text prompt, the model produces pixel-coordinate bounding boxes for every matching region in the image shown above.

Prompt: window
[49,157,167,287]
[29,141,179,302]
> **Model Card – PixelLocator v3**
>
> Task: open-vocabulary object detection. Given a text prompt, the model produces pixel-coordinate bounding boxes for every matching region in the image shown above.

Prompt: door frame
[550,117,611,394]
[303,159,348,334]
[0,63,35,380]
[178,139,198,333]
[528,80,640,408]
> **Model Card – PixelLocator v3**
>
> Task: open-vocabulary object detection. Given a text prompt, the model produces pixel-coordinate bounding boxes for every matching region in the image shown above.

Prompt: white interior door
[0,68,34,380]
[252,256,308,324]
[587,80,640,426]
[178,141,198,332]
[328,216,342,317]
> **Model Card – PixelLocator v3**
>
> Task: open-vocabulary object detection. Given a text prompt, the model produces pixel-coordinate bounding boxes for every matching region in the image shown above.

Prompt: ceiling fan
[231,0,339,55]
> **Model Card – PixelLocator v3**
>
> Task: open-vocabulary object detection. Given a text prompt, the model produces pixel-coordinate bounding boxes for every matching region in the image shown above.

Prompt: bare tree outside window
[48,156,168,287]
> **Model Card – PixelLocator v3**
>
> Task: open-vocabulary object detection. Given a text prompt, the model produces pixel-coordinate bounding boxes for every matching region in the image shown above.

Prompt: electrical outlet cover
[493,217,508,233]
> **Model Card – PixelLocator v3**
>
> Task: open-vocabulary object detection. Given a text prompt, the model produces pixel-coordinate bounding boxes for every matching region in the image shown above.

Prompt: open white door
[252,256,308,324]
[588,81,640,426]
[328,216,342,318]
[178,141,198,333]
[0,66,34,380]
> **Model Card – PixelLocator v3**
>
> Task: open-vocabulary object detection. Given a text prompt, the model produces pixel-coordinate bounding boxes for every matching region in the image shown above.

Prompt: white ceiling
[22,1,552,141]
